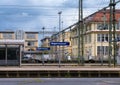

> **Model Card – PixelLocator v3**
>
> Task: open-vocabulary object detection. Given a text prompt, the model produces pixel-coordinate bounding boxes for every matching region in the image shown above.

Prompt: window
[97,34,101,42]
[97,46,109,56]
[88,34,91,43]
[116,23,120,30]
[116,18,120,30]
[97,34,108,42]
[27,34,35,39]
[27,41,35,46]
[97,23,108,30]
[3,33,13,39]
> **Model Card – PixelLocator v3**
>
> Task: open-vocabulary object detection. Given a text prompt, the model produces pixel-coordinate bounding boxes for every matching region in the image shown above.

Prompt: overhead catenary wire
[53,0,120,36]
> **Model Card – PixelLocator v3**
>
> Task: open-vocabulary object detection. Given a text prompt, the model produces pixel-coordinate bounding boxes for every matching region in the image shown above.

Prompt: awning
[0,40,24,45]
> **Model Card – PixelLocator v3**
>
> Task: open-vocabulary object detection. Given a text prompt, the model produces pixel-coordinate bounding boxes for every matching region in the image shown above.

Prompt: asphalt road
[0,78,120,85]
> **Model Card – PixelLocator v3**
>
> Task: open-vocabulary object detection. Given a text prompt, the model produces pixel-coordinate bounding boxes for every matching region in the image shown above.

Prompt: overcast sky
[0,0,115,32]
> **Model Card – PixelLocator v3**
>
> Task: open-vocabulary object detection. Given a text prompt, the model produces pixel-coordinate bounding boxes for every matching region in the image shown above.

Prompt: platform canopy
[0,40,24,45]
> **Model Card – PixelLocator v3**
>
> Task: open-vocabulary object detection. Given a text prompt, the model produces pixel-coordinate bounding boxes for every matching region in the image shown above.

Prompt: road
[0,78,120,85]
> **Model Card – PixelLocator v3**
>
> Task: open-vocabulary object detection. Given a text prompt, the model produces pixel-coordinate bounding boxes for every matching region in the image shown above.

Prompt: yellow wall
[24,32,38,51]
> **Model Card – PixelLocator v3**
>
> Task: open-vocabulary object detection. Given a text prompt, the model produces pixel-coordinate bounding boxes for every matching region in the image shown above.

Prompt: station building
[0,30,39,66]
[71,9,120,61]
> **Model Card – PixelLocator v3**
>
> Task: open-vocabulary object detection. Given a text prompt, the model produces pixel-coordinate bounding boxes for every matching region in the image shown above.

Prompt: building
[0,30,15,40]
[24,31,39,51]
[71,9,120,61]
[0,30,39,51]
[71,26,78,59]
[15,30,24,40]
[0,31,24,66]
[41,36,51,47]
[50,31,72,61]
[40,36,51,54]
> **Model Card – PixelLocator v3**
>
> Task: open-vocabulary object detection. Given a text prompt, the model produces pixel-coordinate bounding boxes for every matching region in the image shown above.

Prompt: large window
[27,34,35,39]
[3,33,13,39]
[97,46,109,56]
[7,48,18,60]
[97,34,108,42]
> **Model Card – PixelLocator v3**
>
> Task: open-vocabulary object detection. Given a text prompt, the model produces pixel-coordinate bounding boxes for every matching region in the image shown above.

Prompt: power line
[0,5,78,9]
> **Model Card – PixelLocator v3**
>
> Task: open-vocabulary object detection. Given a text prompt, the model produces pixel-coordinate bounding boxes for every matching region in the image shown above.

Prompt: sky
[0,0,114,32]
[1,0,120,46]
[0,0,79,32]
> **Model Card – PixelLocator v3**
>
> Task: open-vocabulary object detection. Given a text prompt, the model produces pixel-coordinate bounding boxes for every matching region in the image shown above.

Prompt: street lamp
[42,27,45,65]
[58,11,62,68]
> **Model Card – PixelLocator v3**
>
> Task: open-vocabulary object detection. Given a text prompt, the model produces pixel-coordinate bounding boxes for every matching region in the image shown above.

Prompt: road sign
[36,47,50,51]
[50,42,70,46]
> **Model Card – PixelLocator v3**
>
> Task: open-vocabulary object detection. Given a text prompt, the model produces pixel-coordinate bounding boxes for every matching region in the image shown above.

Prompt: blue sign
[112,38,120,42]
[50,42,70,46]
[36,47,50,51]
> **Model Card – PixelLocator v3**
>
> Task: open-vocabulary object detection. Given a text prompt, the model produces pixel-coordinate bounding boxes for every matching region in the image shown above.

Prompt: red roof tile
[84,9,120,22]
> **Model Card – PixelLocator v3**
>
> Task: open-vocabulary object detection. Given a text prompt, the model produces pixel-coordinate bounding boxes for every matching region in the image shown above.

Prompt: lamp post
[58,11,62,67]
[42,27,45,65]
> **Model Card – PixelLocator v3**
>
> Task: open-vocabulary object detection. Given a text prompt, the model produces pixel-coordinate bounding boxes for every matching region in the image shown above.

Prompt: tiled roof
[84,9,120,22]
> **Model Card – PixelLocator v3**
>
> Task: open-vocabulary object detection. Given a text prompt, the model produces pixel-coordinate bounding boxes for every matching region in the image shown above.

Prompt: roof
[25,31,39,33]
[0,31,14,33]
[84,9,120,23]
[0,40,24,45]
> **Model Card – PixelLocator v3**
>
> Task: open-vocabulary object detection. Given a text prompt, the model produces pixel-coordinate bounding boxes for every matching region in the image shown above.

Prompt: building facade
[0,31,24,66]
[41,36,50,47]
[50,31,72,60]
[24,31,39,51]
[0,30,39,51]
[71,9,120,61]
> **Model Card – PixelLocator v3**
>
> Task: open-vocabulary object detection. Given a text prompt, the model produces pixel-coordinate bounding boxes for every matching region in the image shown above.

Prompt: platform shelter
[0,40,24,66]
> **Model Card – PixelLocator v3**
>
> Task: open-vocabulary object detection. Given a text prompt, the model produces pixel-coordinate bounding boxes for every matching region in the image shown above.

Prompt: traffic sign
[50,42,70,46]
[36,47,50,51]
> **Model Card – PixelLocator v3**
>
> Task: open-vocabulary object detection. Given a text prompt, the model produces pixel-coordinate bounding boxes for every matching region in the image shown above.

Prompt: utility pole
[58,11,62,67]
[100,8,106,66]
[109,0,113,67]
[109,0,116,67]
[42,27,45,65]
[62,31,65,60]
[112,0,116,67]
[78,0,84,65]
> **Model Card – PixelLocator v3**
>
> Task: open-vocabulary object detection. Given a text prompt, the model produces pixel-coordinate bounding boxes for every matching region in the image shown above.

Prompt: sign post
[36,47,50,65]
[50,42,70,67]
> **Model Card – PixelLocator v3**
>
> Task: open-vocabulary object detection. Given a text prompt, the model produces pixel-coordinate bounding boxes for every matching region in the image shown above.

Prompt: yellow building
[0,30,24,66]
[61,31,72,60]
[0,30,39,51]
[0,31,15,40]
[71,26,78,59]
[24,31,39,51]
[50,31,72,60]
[41,36,50,47]
[71,9,120,61]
